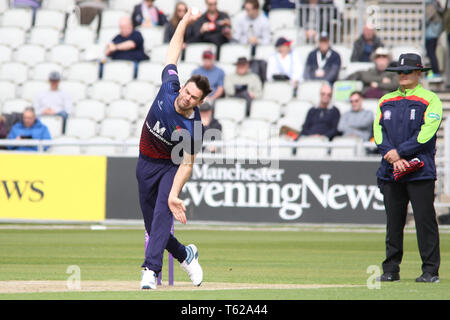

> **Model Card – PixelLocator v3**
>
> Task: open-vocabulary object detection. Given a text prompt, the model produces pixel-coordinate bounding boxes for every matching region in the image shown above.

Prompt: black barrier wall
[106,157,386,224]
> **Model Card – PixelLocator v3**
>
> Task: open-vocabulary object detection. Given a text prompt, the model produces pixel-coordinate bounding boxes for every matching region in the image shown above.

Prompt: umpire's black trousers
[379,179,440,276]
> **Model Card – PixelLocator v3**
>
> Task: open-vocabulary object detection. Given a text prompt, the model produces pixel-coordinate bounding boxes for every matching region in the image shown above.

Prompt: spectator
[33,71,73,133]
[264,0,296,10]
[163,1,190,43]
[350,22,384,62]
[131,0,168,28]
[337,91,374,141]
[299,83,340,140]
[303,32,341,84]
[0,112,23,142]
[189,0,232,58]
[7,107,51,152]
[425,0,445,81]
[233,0,271,49]
[444,2,450,88]
[348,47,398,99]
[224,57,263,116]
[104,16,149,78]
[199,101,222,153]
[266,37,302,89]
[192,50,225,105]
[299,0,338,43]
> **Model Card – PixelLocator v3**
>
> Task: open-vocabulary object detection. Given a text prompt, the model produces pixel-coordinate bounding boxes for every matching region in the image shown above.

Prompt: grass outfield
[0,224,449,300]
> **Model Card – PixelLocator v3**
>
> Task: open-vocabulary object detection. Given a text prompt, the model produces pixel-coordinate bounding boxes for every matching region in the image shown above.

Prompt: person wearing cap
[224,57,263,116]
[232,0,271,47]
[347,47,398,99]
[350,22,384,63]
[266,37,303,90]
[191,50,225,105]
[303,32,341,84]
[374,53,442,283]
[33,71,73,133]
[198,101,222,153]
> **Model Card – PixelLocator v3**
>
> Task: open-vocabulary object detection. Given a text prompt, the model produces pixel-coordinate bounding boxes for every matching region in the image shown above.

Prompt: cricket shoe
[141,267,157,289]
[180,244,203,286]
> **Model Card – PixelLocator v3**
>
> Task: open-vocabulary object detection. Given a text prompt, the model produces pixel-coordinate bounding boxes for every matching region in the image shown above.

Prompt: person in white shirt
[266,37,303,89]
[33,71,73,133]
[232,0,271,47]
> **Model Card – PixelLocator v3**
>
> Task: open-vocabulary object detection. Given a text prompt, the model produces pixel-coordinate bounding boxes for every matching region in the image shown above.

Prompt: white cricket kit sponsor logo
[146,120,173,146]
[182,164,384,221]
[152,121,166,135]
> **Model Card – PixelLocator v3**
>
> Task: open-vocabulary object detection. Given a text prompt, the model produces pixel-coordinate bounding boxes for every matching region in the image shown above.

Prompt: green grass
[0,226,449,299]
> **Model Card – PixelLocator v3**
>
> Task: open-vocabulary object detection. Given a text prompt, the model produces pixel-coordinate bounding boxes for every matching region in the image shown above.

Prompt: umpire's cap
[385,53,431,73]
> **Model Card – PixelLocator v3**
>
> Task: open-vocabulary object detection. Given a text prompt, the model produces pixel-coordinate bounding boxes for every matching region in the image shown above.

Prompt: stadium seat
[254,44,275,61]
[121,137,140,157]
[296,80,328,105]
[64,27,96,49]
[340,62,374,79]
[134,119,145,138]
[295,135,329,159]
[272,28,299,46]
[216,119,237,140]
[332,80,363,102]
[262,81,294,105]
[21,80,49,102]
[100,118,131,140]
[39,115,63,138]
[0,45,12,63]
[81,44,105,61]
[249,100,281,123]
[239,119,271,141]
[43,0,76,12]
[74,99,106,122]
[100,9,129,29]
[329,136,363,159]
[34,9,66,30]
[137,61,164,83]
[1,99,30,113]
[29,27,61,49]
[89,81,122,103]
[276,116,304,134]
[106,100,139,122]
[102,61,135,84]
[110,0,142,12]
[217,0,243,16]
[333,101,350,115]
[269,136,295,159]
[66,62,99,84]
[283,99,313,119]
[215,62,235,76]
[219,43,251,64]
[184,43,217,64]
[123,81,156,105]
[139,26,165,51]
[363,98,379,116]
[177,62,199,84]
[148,44,170,63]
[14,44,46,66]
[214,98,247,123]
[1,8,33,30]
[0,62,28,84]
[183,0,207,12]
[268,9,296,33]
[0,27,26,48]
[82,136,118,156]
[58,81,87,103]
[0,81,16,103]
[48,44,80,67]
[333,44,352,69]
[31,62,63,81]
[48,136,82,154]
[65,117,97,139]
[98,27,120,47]
[0,0,8,13]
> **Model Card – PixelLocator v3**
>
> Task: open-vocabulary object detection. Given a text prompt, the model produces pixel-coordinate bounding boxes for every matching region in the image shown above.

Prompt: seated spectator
[104,16,149,78]
[265,0,296,10]
[199,101,222,153]
[189,0,232,58]
[303,32,341,84]
[224,57,263,116]
[233,0,271,50]
[163,1,189,43]
[348,47,398,99]
[337,91,374,141]
[33,71,73,133]
[132,0,168,28]
[0,112,23,143]
[7,107,51,152]
[192,50,225,105]
[350,22,384,62]
[299,83,340,140]
[266,37,302,89]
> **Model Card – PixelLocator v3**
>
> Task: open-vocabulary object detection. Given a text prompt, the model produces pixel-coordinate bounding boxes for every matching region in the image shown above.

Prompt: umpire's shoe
[376,272,400,282]
[415,273,440,283]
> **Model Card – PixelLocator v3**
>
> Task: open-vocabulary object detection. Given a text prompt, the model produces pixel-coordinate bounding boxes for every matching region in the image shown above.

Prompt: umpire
[373,53,442,283]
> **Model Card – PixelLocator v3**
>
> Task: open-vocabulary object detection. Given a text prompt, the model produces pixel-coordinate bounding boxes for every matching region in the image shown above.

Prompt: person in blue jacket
[7,107,51,152]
